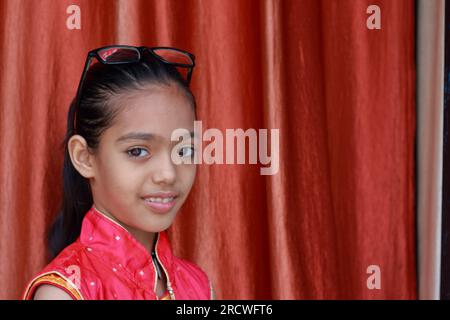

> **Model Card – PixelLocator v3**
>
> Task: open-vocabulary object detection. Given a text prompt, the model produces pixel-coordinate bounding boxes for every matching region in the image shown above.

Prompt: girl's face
[86,83,197,234]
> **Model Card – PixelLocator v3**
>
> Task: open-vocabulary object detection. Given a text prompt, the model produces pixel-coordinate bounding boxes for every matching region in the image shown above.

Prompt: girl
[22,45,215,300]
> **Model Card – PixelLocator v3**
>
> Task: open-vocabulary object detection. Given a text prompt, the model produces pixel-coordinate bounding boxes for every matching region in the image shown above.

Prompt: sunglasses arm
[73,55,94,132]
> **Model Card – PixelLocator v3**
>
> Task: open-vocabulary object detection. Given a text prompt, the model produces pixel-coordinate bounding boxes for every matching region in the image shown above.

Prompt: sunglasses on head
[73,45,196,133]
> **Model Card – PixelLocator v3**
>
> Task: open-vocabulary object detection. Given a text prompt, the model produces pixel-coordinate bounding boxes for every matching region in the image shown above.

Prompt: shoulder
[22,242,96,300]
[33,284,74,300]
[22,272,83,300]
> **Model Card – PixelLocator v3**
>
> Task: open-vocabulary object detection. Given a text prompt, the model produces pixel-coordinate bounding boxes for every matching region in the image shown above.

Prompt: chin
[140,216,175,233]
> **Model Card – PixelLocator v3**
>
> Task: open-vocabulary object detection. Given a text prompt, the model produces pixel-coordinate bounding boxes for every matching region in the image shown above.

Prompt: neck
[128,226,158,253]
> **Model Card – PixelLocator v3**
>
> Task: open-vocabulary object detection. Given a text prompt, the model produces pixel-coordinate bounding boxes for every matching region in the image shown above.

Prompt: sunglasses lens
[152,48,193,82]
[97,47,140,63]
[152,48,194,66]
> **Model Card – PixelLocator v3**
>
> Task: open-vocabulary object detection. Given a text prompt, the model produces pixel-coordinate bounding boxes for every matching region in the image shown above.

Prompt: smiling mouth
[145,197,175,203]
[142,196,178,214]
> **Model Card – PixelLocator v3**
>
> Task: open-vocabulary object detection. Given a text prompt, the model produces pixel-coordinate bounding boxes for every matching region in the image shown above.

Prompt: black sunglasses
[73,45,196,133]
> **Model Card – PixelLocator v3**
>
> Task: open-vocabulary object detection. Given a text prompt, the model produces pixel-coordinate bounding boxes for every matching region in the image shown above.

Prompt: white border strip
[417,0,445,300]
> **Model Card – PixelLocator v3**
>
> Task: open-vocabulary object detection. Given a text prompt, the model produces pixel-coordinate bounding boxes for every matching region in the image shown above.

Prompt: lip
[142,192,179,214]
[142,191,179,198]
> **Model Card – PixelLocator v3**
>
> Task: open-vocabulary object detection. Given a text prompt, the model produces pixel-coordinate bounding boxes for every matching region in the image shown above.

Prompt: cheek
[98,157,140,194]
[177,165,197,191]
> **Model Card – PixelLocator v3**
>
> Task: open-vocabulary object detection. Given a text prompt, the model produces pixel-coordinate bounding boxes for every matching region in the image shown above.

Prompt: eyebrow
[116,131,196,144]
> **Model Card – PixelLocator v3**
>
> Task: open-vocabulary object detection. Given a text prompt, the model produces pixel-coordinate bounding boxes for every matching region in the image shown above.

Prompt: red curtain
[0,0,416,299]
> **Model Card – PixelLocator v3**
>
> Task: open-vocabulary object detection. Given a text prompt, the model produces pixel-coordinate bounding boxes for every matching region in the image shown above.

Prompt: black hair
[48,50,197,259]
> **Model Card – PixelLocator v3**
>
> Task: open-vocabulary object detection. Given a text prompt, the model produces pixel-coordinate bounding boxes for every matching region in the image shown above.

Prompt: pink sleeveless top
[22,206,214,300]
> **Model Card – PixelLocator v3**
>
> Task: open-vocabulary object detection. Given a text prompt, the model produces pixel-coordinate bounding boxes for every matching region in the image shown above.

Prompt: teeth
[147,197,174,203]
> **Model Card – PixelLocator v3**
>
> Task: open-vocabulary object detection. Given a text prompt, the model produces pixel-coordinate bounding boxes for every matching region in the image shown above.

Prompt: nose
[151,151,177,186]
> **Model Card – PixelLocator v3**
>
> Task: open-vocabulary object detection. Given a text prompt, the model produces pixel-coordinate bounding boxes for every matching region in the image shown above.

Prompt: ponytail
[47,99,92,259]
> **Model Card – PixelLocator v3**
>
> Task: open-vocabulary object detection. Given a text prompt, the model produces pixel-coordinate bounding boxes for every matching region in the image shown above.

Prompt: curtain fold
[0,0,416,299]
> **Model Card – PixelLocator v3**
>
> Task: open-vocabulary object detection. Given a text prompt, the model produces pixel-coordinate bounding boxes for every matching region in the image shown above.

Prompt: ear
[68,135,96,179]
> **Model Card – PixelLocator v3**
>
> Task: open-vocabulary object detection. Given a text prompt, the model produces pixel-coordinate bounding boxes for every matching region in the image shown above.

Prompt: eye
[127,147,150,158]
[178,145,195,158]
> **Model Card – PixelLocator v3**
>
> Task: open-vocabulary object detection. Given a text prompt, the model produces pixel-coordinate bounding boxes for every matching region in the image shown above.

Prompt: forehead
[107,84,195,140]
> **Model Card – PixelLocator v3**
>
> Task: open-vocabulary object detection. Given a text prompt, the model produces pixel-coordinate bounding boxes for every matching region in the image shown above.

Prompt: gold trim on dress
[154,232,176,300]
[23,271,84,300]
[160,291,171,300]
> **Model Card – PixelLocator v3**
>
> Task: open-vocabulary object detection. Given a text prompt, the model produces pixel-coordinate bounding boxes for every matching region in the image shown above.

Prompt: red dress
[22,205,214,300]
